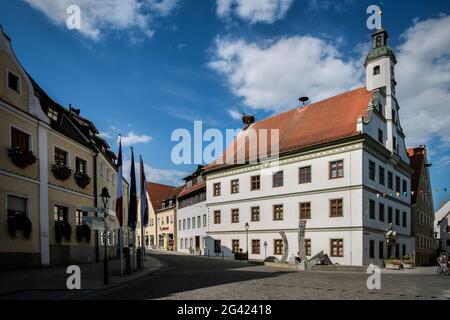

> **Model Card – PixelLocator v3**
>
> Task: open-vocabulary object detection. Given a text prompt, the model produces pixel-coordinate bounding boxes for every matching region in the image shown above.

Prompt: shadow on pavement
[85,252,293,300]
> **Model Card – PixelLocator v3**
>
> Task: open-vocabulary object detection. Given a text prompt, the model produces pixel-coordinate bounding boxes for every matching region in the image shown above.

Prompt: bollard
[136,248,142,270]
[124,247,131,274]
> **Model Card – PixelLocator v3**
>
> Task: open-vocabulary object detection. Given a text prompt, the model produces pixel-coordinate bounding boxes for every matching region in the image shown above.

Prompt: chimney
[242,113,255,130]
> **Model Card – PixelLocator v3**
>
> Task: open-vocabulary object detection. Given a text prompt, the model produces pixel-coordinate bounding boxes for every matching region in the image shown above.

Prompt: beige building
[0,25,128,268]
[138,182,182,251]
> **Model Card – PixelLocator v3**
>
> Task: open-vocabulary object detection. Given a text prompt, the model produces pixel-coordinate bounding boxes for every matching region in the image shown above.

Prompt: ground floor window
[190,238,193,249]
[7,194,28,218]
[330,239,344,257]
[75,209,87,226]
[369,240,375,259]
[214,240,221,253]
[395,243,400,258]
[274,239,283,255]
[202,237,206,249]
[232,239,240,253]
[379,241,384,259]
[54,205,68,222]
[402,244,406,257]
[252,240,260,254]
[180,239,183,249]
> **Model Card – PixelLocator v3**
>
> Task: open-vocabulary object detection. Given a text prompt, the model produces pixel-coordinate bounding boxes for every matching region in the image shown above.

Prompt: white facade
[177,200,208,255]
[205,139,412,266]
[434,201,450,254]
[203,28,413,267]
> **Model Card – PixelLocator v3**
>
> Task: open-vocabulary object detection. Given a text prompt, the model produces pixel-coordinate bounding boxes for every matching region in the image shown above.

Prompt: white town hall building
[202,27,413,267]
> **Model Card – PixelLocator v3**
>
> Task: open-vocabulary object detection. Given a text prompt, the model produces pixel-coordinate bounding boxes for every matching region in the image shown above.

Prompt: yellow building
[0,25,128,268]
[138,182,182,251]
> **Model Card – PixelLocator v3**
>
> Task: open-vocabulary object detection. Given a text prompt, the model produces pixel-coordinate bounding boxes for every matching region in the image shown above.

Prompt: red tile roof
[205,87,373,171]
[407,147,426,204]
[146,182,177,212]
[177,181,206,199]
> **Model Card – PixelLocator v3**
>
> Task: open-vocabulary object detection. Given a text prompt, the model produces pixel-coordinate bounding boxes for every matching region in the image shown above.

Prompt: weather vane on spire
[379,0,384,18]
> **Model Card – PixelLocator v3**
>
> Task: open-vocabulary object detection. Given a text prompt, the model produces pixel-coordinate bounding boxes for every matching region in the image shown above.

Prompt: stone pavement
[87,252,450,300]
[0,255,163,300]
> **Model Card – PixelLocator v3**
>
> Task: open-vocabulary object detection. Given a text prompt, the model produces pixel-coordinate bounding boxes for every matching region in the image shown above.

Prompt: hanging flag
[140,155,149,227]
[115,136,124,226]
[411,191,415,196]
[128,147,137,230]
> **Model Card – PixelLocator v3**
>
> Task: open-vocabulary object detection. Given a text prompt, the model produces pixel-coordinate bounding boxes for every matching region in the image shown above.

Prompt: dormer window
[47,107,59,121]
[7,71,21,93]
[373,66,380,75]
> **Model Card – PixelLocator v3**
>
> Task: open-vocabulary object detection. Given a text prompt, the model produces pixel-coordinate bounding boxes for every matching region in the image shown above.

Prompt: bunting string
[376,187,449,198]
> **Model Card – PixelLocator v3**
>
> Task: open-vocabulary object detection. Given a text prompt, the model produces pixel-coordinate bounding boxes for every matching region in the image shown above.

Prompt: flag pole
[117,134,124,276]
[140,155,146,268]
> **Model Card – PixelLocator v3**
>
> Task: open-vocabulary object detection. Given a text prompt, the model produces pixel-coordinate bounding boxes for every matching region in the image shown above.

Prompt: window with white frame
[47,107,59,121]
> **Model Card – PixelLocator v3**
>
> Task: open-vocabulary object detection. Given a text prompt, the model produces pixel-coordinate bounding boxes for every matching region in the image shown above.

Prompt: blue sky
[1,0,449,209]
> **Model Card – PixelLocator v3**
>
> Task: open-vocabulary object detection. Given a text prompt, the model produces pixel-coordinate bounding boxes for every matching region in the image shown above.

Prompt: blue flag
[140,155,149,227]
[128,147,137,230]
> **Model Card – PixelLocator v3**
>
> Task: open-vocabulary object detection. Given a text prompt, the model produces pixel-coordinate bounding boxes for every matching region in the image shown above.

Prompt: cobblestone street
[83,252,450,300]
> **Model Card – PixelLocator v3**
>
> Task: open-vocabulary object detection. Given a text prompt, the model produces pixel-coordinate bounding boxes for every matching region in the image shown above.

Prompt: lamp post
[245,222,249,255]
[264,241,268,260]
[100,187,111,285]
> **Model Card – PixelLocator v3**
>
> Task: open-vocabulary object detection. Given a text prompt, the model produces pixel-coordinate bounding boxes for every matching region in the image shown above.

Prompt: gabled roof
[435,201,450,226]
[205,87,373,171]
[407,147,427,204]
[177,180,206,199]
[146,182,178,212]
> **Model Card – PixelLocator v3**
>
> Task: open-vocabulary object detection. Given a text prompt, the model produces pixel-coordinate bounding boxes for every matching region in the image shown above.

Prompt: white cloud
[209,14,450,167]
[308,0,354,12]
[122,160,186,187]
[216,0,294,24]
[120,132,153,146]
[209,36,362,111]
[228,108,242,120]
[98,131,112,139]
[396,14,450,147]
[22,0,180,40]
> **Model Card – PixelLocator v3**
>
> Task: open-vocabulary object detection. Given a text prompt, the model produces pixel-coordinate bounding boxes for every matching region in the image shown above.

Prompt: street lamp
[245,222,249,255]
[264,241,268,260]
[100,187,111,285]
